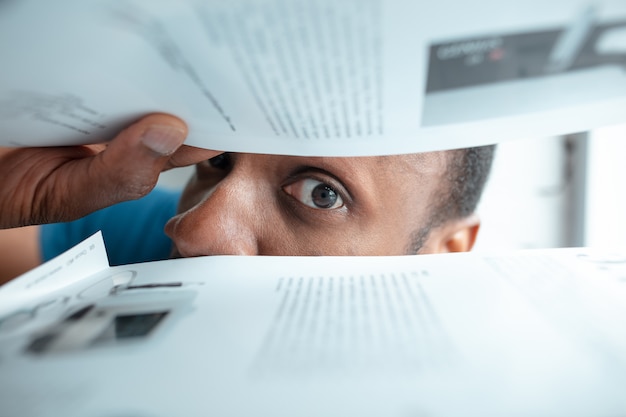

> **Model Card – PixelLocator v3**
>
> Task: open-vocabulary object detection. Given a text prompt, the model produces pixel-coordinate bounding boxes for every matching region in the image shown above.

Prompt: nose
[165,180,262,257]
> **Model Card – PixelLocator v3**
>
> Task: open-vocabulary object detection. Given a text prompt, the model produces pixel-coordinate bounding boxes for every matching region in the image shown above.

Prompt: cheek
[257,217,352,256]
[276,222,404,256]
[351,212,425,255]
[349,231,411,255]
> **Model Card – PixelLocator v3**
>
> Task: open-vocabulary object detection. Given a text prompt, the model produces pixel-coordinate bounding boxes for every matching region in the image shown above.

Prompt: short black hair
[409,145,496,253]
[440,144,496,221]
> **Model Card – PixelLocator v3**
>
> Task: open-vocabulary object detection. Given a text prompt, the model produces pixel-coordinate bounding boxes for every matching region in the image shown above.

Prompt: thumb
[69,114,188,209]
[0,114,190,228]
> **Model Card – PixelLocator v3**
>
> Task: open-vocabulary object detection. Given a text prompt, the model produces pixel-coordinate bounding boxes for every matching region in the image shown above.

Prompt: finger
[164,145,223,170]
[67,113,188,208]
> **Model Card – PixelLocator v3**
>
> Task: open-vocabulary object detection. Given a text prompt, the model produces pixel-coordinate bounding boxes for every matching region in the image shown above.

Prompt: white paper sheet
[1,0,625,155]
[1,233,626,416]
[0,232,108,315]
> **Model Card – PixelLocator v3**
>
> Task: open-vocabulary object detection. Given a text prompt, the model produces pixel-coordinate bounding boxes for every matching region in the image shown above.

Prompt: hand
[0,113,219,229]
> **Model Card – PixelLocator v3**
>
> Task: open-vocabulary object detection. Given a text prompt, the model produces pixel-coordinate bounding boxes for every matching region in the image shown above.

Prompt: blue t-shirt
[40,188,181,266]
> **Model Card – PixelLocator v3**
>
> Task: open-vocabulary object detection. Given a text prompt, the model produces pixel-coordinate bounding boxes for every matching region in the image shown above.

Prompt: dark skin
[0,113,217,228]
[166,152,480,257]
[0,114,480,284]
[0,114,217,283]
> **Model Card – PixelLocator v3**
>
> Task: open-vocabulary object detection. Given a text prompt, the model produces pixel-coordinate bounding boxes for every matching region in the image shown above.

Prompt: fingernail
[141,125,186,156]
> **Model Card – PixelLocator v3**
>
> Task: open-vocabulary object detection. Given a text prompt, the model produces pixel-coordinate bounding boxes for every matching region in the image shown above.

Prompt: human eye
[195,152,232,181]
[206,153,231,170]
[282,178,344,209]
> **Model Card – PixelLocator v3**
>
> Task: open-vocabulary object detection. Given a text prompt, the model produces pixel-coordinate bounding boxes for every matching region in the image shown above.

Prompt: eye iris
[311,183,337,208]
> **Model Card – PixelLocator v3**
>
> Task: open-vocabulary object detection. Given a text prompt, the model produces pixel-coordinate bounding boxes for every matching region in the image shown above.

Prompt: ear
[422,214,481,254]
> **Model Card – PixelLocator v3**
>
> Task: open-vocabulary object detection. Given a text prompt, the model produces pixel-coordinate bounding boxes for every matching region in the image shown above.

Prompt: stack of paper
[1,233,626,416]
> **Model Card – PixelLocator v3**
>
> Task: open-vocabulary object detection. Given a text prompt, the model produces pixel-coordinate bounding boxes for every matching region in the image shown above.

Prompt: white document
[1,233,626,416]
[0,232,108,316]
[1,0,625,155]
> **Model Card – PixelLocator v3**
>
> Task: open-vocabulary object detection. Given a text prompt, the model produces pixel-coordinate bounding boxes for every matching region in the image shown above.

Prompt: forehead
[374,151,450,178]
[275,151,450,184]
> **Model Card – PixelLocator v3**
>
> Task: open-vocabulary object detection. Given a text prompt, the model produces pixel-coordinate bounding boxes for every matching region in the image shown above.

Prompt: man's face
[165,152,478,257]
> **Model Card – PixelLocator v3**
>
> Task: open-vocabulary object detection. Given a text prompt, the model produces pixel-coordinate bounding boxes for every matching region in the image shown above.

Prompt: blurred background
[158,123,626,252]
[474,122,626,251]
